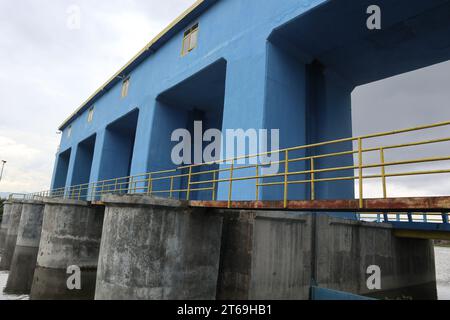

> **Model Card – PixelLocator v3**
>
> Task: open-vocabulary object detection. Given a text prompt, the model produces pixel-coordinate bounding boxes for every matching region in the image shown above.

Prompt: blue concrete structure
[52,0,450,203]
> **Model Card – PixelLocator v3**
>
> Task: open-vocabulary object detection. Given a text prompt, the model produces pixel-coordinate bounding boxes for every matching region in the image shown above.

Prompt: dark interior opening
[150,59,227,200]
[53,148,71,190]
[98,109,139,187]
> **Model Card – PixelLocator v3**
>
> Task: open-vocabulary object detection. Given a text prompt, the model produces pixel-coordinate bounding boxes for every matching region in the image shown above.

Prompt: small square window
[87,107,94,123]
[181,23,199,56]
[121,77,130,98]
[67,125,72,138]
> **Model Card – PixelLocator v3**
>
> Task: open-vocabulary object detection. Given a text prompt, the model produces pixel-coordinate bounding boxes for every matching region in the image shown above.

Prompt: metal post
[114,178,118,194]
[380,148,387,199]
[358,138,364,209]
[212,171,217,201]
[255,164,259,201]
[187,166,193,201]
[310,158,315,201]
[284,150,289,209]
[443,212,449,224]
[228,163,234,209]
[147,174,153,196]
[407,212,413,223]
[170,177,174,198]
[0,160,6,182]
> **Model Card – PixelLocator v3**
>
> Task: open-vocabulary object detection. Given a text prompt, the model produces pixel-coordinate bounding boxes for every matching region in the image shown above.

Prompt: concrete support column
[0,201,23,271]
[30,198,104,300]
[5,199,45,294]
[216,211,437,300]
[95,195,223,300]
[216,210,313,300]
[0,201,12,255]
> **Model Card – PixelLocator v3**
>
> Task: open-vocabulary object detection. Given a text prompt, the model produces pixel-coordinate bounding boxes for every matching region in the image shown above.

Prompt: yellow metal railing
[22,120,450,211]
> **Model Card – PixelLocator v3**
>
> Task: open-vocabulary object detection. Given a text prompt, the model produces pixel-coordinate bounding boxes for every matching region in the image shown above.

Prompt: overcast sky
[0,0,194,194]
[0,0,450,198]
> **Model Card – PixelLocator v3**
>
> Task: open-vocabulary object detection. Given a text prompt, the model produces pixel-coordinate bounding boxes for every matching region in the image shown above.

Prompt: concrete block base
[216,211,437,300]
[30,198,104,300]
[0,202,23,271]
[31,267,97,300]
[216,211,313,300]
[5,200,45,294]
[95,195,223,300]
[5,246,39,294]
[0,202,12,255]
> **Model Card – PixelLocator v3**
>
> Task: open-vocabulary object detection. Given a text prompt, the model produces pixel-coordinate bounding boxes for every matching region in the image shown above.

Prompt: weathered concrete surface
[216,211,313,300]
[30,198,104,300]
[0,201,12,255]
[5,200,45,294]
[315,215,437,300]
[216,211,437,300]
[95,194,223,300]
[0,201,23,271]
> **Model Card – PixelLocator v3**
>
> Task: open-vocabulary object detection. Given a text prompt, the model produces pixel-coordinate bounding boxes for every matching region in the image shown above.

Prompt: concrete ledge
[217,209,310,223]
[21,199,45,205]
[328,216,393,229]
[101,194,188,208]
[43,197,91,207]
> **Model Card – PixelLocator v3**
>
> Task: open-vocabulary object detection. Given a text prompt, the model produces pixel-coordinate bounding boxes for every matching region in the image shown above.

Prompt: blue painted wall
[51,0,450,207]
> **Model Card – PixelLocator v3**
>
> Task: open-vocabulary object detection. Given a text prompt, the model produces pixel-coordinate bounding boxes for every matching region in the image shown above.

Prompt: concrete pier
[216,211,437,300]
[0,201,12,255]
[95,195,223,300]
[216,211,313,300]
[315,215,437,300]
[0,201,23,271]
[5,199,45,294]
[30,198,104,300]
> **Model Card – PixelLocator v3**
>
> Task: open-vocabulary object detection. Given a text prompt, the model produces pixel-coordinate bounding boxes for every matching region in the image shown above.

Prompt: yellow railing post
[128,177,132,194]
[170,176,174,198]
[228,162,234,208]
[284,150,289,208]
[114,178,118,194]
[358,138,364,209]
[310,158,315,201]
[212,171,217,201]
[187,166,193,201]
[255,164,259,201]
[147,174,153,196]
[380,147,387,199]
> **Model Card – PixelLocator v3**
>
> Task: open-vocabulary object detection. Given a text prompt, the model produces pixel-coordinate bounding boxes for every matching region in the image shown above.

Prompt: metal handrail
[20,120,450,215]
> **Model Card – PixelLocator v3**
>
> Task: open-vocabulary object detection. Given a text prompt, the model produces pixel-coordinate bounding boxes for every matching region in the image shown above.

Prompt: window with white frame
[121,77,130,98]
[181,23,199,56]
[87,107,94,123]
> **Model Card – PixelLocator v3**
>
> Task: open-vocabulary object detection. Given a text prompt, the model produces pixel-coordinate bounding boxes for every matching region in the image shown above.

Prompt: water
[0,271,29,300]
[0,248,449,300]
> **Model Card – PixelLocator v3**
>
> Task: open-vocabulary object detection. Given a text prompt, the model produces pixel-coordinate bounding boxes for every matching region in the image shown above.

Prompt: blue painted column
[87,129,106,200]
[64,146,78,195]
[216,48,267,201]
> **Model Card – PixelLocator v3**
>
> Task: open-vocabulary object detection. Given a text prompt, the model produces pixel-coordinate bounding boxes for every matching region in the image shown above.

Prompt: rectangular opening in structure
[98,109,139,194]
[71,134,96,198]
[53,148,71,191]
[152,59,227,200]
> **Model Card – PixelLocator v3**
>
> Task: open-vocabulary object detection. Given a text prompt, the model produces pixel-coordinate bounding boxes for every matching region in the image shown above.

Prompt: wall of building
[51,0,330,199]
[51,0,450,203]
